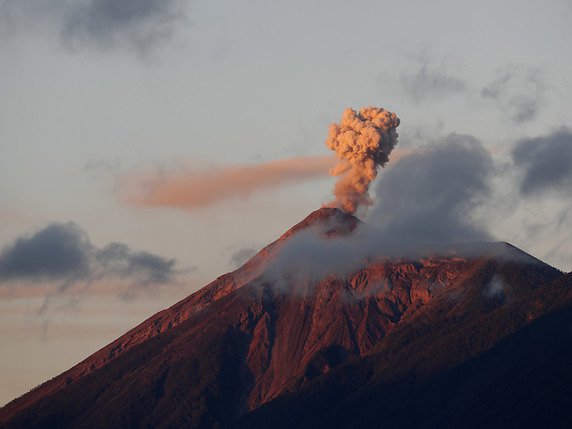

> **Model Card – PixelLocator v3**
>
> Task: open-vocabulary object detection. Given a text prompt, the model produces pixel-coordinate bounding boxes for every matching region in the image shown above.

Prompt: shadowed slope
[240,270,572,429]
[0,208,567,428]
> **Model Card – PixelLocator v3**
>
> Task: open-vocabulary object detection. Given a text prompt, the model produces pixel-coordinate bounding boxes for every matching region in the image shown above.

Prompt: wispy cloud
[121,156,336,210]
[512,127,572,196]
[0,0,189,58]
[229,246,258,268]
[399,53,467,102]
[0,222,181,303]
[481,65,544,123]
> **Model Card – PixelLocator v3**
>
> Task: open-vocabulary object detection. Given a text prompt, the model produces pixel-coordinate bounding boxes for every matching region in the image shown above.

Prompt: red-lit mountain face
[1,208,571,429]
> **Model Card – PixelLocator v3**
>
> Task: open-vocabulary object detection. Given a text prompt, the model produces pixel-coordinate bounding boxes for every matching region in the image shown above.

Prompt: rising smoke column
[325,107,400,213]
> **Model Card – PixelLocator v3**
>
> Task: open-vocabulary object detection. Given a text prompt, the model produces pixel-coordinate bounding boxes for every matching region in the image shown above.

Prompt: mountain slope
[240,270,572,428]
[0,208,358,425]
[1,208,568,428]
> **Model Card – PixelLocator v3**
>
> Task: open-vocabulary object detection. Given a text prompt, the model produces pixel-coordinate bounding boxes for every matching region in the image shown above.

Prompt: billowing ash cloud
[325,107,400,214]
[512,128,572,196]
[369,134,493,243]
[481,66,544,123]
[1,0,188,56]
[0,222,178,293]
[122,156,335,210]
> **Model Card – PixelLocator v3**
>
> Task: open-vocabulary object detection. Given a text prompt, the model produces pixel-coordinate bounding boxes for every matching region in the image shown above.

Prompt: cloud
[262,217,525,297]
[0,222,178,294]
[230,247,258,268]
[264,227,368,288]
[83,158,122,177]
[368,134,494,243]
[122,156,336,210]
[0,0,188,57]
[485,275,505,299]
[95,243,176,285]
[400,56,467,102]
[0,223,91,281]
[512,128,572,196]
[481,66,544,123]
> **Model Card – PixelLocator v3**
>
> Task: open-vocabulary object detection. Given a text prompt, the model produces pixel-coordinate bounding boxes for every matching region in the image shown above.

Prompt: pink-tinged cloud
[121,156,338,210]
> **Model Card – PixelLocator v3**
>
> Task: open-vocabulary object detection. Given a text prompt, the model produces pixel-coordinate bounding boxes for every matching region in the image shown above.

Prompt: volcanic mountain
[1,208,571,428]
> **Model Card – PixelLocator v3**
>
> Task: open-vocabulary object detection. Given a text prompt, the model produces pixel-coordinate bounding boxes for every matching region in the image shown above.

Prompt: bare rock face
[1,208,569,429]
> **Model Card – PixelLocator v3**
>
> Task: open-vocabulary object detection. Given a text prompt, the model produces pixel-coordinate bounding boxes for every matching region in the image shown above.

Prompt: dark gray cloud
[512,128,572,196]
[0,223,91,281]
[369,134,494,243]
[0,222,177,292]
[259,135,501,293]
[61,0,187,55]
[96,243,176,285]
[481,66,544,123]
[1,0,188,56]
[400,60,467,102]
[254,129,572,290]
[230,246,258,268]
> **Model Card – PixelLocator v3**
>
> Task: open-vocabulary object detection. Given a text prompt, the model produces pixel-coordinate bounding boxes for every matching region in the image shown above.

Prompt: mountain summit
[1,209,571,428]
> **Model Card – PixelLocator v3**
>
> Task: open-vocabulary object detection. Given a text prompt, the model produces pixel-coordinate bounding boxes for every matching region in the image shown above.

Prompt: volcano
[1,208,571,428]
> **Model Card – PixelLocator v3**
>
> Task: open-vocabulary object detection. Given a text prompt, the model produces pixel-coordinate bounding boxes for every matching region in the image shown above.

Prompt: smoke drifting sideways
[122,156,335,210]
[325,107,400,214]
[260,134,550,295]
[370,134,494,244]
[260,217,535,298]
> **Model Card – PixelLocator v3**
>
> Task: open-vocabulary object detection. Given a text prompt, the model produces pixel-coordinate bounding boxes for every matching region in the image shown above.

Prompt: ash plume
[122,156,335,210]
[325,107,400,214]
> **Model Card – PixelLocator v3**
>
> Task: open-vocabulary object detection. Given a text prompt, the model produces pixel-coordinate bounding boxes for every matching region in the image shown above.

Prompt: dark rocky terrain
[1,208,570,428]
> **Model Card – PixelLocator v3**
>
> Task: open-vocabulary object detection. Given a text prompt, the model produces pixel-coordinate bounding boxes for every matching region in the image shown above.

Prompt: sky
[1,0,572,406]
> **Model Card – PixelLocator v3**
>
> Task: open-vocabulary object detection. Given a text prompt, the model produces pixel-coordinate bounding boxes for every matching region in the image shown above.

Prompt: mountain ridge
[1,208,569,428]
